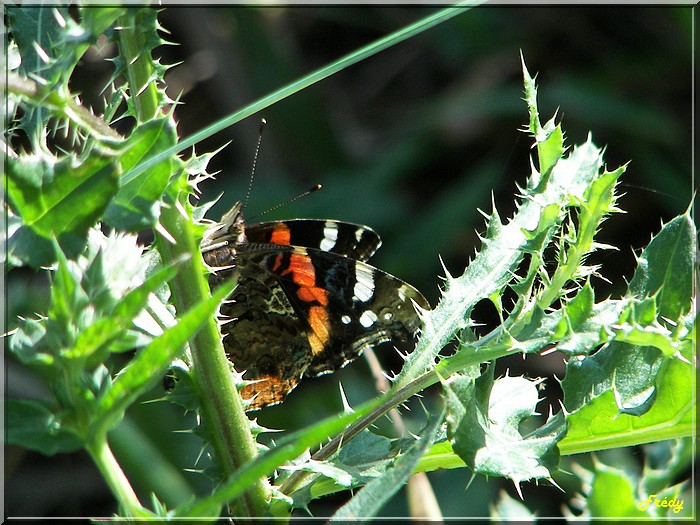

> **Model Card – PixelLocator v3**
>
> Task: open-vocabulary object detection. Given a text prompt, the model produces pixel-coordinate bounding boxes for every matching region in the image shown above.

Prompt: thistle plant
[5,5,695,521]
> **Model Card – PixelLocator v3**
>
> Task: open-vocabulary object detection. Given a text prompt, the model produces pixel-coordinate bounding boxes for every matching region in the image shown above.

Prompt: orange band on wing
[279,255,328,302]
[306,305,330,355]
[274,253,331,355]
[268,224,292,245]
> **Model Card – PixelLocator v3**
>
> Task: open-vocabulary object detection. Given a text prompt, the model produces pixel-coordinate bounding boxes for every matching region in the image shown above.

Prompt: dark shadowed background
[7,5,693,519]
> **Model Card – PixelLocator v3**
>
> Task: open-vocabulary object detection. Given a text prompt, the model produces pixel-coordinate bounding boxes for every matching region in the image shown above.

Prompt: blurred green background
[7,5,693,519]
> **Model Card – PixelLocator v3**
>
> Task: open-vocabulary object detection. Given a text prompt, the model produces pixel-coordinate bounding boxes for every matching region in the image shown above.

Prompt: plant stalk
[6,73,122,142]
[156,199,271,518]
[116,10,160,123]
[87,437,151,518]
[116,8,271,518]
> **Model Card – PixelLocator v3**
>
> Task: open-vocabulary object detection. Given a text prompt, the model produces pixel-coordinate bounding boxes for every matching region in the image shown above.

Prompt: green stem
[156,198,271,518]
[116,11,160,122]
[87,437,151,518]
[116,7,270,517]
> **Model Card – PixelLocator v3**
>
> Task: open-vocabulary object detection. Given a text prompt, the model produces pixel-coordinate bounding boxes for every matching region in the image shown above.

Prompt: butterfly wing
[214,254,314,409]
[216,245,427,408]
[204,214,426,410]
[245,219,382,261]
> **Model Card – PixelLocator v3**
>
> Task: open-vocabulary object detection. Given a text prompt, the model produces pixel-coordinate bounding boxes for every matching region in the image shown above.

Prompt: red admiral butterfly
[201,201,429,410]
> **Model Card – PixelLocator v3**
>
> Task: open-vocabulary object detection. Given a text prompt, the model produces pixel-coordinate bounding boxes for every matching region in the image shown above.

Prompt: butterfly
[201,201,428,410]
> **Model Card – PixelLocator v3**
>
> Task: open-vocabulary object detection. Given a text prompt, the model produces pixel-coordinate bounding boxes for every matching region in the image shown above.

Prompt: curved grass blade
[123,1,484,185]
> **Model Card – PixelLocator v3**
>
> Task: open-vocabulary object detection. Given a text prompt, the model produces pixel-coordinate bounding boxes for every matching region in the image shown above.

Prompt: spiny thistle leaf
[640,438,694,496]
[560,353,694,455]
[444,370,566,488]
[8,230,175,435]
[560,211,695,431]
[7,6,125,143]
[395,63,623,389]
[282,429,394,509]
[627,212,695,320]
[567,457,691,518]
[330,409,444,521]
[7,150,120,267]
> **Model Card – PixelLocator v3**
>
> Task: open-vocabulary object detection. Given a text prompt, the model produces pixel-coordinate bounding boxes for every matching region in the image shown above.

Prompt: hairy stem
[156,197,271,518]
[116,8,271,517]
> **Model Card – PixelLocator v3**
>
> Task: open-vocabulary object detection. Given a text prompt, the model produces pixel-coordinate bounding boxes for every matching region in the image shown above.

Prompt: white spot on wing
[353,266,375,302]
[398,284,412,302]
[341,315,352,324]
[320,221,339,252]
[355,228,364,244]
[359,310,378,328]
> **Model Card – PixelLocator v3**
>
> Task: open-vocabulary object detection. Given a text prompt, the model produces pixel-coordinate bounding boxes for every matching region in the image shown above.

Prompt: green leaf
[560,356,694,455]
[7,7,66,79]
[47,238,90,342]
[641,438,694,506]
[561,214,695,422]
[298,460,355,491]
[8,316,52,368]
[330,408,444,521]
[293,430,394,505]
[7,7,124,141]
[7,152,120,266]
[414,440,466,474]
[7,398,83,455]
[587,463,648,517]
[9,229,160,374]
[628,212,695,320]
[610,299,680,359]
[6,7,68,136]
[79,230,153,313]
[336,429,393,478]
[104,118,177,231]
[7,6,121,84]
[562,342,663,416]
[445,371,566,486]
[395,134,614,388]
[94,277,236,435]
[521,56,564,177]
[569,452,692,518]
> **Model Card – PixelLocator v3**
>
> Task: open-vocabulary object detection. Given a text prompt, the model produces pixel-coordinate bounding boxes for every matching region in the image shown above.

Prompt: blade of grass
[122,1,485,185]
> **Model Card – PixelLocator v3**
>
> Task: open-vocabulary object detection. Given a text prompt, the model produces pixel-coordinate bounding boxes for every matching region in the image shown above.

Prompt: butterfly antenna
[250,184,323,220]
[242,118,267,213]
